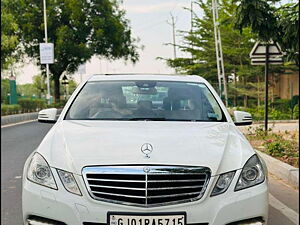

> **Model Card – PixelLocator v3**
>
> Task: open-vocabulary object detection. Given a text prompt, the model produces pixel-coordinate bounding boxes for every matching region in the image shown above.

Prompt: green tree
[10,0,139,102]
[276,3,299,65]
[32,74,60,99]
[161,0,264,107]
[17,83,38,98]
[32,75,47,98]
[1,0,19,70]
[234,0,299,65]
[1,79,10,103]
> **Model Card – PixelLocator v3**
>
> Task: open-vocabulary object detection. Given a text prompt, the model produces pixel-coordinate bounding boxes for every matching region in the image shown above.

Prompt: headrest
[163,97,180,110]
[167,86,195,100]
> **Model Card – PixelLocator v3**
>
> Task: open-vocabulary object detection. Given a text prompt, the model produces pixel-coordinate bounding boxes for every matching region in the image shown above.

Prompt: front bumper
[22,167,268,225]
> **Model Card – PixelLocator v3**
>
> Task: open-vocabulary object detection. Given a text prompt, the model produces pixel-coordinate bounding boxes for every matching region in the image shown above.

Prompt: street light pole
[43,0,51,105]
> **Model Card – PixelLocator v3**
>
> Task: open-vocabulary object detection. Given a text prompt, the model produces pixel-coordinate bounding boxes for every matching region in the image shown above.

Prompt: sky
[14,0,203,85]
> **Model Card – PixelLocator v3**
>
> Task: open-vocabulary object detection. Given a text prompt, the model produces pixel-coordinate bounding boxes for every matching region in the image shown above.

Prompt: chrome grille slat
[147,179,206,182]
[89,184,145,191]
[148,185,203,190]
[83,165,211,207]
[87,178,145,183]
[147,191,201,199]
[91,191,146,199]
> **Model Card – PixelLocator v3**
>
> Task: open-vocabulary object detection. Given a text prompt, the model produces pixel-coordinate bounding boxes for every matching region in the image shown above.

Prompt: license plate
[108,213,186,225]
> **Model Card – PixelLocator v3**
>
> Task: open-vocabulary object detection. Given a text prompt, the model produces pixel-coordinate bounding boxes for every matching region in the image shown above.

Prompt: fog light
[238,222,263,225]
[27,215,66,225]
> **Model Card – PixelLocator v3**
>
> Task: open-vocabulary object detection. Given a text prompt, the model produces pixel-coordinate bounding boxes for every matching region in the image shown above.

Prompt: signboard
[39,43,54,64]
[250,41,283,58]
[249,40,284,133]
[61,74,69,85]
[251,57,284,65]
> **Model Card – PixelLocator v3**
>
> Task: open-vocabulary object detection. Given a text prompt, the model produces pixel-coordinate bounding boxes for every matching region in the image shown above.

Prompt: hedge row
[1,98,67,116]
[1,104,22,116]
[230,104,299,121]
[18,98,47,113]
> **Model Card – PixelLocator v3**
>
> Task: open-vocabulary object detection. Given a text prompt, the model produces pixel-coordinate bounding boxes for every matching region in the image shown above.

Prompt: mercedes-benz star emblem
[141,143,153,158]
[143,167,151,173]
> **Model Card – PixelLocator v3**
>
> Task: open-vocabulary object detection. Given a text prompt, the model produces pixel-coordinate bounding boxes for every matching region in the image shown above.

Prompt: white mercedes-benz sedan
[22,74,268,225]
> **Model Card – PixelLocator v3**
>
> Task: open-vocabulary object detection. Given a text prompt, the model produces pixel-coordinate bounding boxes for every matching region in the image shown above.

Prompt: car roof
[88,74,207,83]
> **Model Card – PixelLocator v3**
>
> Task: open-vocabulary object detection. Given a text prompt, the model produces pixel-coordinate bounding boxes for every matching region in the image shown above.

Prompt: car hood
[37,120,255,176]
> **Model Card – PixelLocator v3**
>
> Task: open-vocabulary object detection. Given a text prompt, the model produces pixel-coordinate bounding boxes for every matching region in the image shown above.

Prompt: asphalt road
[1,121,299,225]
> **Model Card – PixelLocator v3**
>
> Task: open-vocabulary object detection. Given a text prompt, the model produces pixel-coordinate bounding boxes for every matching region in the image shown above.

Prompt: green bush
[270,99,291,112]
[1,99,65,116]
[293,104,299,119]
[242,106,265,121]
[46,100,67,109]
[263,133,297,158]
[18,98,46,112]
[269,108,290,120]
[233,102,297,121]
[1,104,21,115]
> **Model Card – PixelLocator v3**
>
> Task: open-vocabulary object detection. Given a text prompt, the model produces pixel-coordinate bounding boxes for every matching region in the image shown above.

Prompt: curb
[1,112,39,126]
[257,150,299,189]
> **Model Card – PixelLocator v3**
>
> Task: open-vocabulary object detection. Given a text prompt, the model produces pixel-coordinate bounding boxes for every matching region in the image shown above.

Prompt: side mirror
[233,110,253,126]
[38,108,57,123]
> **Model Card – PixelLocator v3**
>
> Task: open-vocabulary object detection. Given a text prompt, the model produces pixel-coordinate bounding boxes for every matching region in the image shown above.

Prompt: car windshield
[65,80,226,122]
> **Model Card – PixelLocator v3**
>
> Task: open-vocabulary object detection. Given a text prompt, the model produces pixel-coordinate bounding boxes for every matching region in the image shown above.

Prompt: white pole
[66,83,69,99]
[212,0,222,95]
[212,0,228,106]
[43,0,51,105]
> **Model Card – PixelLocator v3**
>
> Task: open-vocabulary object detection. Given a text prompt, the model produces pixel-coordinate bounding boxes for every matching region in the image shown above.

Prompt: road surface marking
[269,193,299,224]
[1,119,37,128]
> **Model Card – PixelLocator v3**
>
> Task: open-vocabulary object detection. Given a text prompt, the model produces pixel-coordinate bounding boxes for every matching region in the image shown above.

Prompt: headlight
[235,154,265,191]
[211,171,235,196]
[27,153,57,190]
[57,169,82,196]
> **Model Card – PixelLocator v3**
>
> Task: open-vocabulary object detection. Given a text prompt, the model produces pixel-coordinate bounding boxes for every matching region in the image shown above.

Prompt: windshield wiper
[128,117,167,121]
[128,118,213,122]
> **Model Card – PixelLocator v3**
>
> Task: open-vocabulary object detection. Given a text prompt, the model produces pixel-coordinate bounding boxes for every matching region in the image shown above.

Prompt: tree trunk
[234,69,237,107]
[54,75,60,103]
[244,95,248,108]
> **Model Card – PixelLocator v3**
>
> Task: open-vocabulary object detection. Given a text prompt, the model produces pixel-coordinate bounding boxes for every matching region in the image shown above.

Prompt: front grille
[82,165,211,207]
